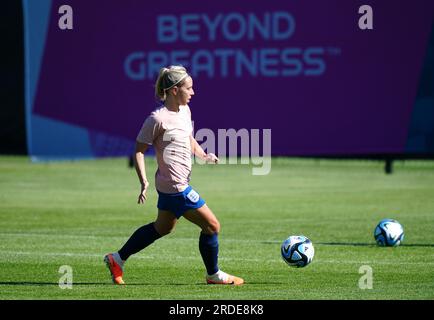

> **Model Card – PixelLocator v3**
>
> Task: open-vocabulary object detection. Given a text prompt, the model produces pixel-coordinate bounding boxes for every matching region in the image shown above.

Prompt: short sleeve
[136,115,161,145]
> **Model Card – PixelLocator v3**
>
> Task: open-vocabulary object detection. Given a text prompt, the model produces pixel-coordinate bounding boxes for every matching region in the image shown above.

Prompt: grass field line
[1,250,434,265]
[0,249,262,263]
[2,232,434,248]
[0,232,282,244]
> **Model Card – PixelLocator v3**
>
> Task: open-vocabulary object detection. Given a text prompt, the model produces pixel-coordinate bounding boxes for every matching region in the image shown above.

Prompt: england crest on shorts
[186,189,200,203]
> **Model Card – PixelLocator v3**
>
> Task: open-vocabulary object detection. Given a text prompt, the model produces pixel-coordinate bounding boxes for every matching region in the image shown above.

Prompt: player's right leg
[104,209,177,285]
[184,204,244,285]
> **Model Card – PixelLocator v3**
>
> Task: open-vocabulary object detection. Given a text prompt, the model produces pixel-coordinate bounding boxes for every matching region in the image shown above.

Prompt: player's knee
[155,224,175,236]
[207,219,220,234]
[159,227,174,236]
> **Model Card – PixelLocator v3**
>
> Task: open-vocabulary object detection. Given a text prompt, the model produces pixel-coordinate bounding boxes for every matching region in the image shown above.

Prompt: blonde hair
[155,65,190,101]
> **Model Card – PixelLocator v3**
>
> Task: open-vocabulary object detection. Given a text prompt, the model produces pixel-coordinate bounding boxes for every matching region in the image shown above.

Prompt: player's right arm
[135,113,161,204]
[134,141,150,204]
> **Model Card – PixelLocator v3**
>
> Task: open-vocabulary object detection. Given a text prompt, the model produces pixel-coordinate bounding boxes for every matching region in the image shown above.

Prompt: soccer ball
[374,219,404,247]
[281,235,314,267]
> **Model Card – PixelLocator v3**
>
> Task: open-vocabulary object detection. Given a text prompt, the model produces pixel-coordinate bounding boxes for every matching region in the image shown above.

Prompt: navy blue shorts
[157,185,206,219]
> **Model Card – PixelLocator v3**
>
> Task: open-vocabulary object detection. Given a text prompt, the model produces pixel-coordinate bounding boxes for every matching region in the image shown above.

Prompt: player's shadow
[316,242,434,247]
[0,281,107,286]
[0,281,201,286]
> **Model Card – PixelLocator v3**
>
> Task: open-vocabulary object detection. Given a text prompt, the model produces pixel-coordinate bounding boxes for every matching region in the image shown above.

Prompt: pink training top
[136,105,193,194]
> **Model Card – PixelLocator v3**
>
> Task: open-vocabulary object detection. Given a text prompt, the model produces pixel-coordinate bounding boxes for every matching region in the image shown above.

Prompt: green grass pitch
[0,156,433,299]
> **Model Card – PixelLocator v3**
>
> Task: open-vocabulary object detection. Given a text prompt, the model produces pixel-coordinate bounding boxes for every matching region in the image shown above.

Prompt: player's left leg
[118,209,176,261]
[105,210,177,284]
[184,205,244,285]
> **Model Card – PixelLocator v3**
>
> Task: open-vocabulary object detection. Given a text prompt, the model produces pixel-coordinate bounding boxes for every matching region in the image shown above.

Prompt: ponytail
[154,66,189,101]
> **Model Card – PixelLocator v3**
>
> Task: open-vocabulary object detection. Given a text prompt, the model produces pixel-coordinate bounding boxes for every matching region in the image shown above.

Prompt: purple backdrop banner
[26,0,434,158]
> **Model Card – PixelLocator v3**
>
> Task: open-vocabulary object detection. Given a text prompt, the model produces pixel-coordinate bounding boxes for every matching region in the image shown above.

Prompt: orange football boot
[206,270,244,285]
[104,253,125,285]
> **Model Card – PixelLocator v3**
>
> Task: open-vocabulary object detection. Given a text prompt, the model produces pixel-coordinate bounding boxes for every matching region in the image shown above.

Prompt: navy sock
[118,223,162,261]
[199,232,219,275]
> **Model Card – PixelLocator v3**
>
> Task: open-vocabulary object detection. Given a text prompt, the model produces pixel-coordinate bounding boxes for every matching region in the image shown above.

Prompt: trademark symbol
[327,47,341,56]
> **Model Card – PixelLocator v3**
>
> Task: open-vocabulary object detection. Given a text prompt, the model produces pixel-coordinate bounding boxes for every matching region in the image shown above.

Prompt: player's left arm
[190,135,206,160]
[187,104,218,163]
[190,135,219,163]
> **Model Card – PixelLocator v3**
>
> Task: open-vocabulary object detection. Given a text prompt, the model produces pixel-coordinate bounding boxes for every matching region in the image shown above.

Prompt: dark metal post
[385,158,393,174]
[128,155,134,168]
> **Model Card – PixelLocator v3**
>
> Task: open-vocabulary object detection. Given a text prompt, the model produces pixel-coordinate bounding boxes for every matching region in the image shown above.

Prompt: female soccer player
[104,66,244,286]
